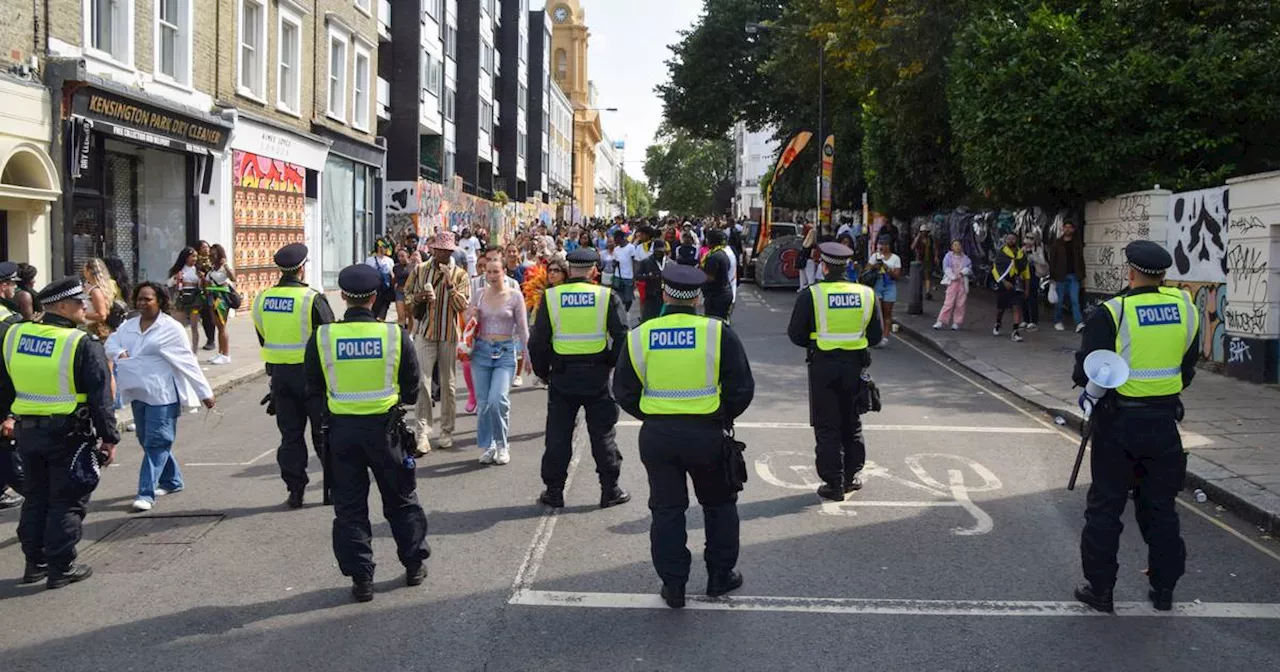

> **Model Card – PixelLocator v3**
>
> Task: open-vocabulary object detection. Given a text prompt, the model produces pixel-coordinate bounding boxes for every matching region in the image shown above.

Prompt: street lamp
[570,106,618,224]
[746,21,830,235]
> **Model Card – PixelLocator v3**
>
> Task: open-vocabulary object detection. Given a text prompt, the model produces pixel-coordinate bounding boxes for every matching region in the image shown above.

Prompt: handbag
[456,317,478,362]
[226,283,244,310]
[1046,279,1059,305]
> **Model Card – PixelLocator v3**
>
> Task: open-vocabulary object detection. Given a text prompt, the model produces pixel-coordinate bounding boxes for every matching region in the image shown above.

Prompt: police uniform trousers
[809,352,866,487]
[15,418,92,568]
[1,438,22,494]
[640,297,664,324]
[329,414,430,580]
[639,418,739,585]
[704,292,733,322]
[270,363,325,493]
[1081,404,1186,591]
[541,369,622,490]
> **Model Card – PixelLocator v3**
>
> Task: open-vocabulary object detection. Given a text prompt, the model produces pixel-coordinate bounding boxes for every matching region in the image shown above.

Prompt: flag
[760,131,813,253]
[819,135,834,229]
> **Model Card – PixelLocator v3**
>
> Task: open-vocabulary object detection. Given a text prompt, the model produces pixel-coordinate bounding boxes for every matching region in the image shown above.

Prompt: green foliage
[623,174,656,218]
[643,126,736,215]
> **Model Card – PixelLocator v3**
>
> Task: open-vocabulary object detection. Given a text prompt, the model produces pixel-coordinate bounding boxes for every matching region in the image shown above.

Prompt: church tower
[549,0,602,221]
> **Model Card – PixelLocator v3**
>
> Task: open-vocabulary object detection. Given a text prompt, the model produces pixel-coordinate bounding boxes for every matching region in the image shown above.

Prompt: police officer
[700,228,735,321]
[613,265,755,608]
[529,247,631,509]
[252,244,335,508]
[0,262,25,508]
[304,264,428,603]
[787,242,883,500]
[0,277,119,588]
[0,261,22,324]
[1073,240,1200,613]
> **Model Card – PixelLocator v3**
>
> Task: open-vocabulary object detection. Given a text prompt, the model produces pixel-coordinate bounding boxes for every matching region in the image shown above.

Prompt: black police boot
[538,489,565,508]
[816,483,845,502]
[844,474,864,493]
[352,578,374,603]
[47,563,93,589]
[1074,583,1115,613]
[20,561,48,584]
[706,569,744,597]
[406,562,428,587]
[661,582,686,609]
[600,486,631,509]
[1149,587,1174,612]
[286,489,304,509]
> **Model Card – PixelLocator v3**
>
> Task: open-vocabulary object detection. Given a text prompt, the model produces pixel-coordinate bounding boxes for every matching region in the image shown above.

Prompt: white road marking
[510,421,586,595]
[510,590,1280,619]
[185,448,276,467]
[617,420,1054,434]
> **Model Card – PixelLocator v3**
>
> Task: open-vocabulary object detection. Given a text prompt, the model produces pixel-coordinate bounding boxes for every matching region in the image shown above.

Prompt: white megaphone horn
[1081,350,1130,418]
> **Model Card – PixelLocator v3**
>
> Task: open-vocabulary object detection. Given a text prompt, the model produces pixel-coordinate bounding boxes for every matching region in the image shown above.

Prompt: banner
[819,135,834,230]
[760,131,813,253]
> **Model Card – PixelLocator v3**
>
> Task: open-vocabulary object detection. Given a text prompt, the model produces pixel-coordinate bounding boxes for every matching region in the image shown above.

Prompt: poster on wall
[231,150,306,305]
[1166,187,1229,283]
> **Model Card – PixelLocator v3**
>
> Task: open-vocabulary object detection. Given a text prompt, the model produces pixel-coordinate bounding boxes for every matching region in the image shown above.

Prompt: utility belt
[1106,394,1184,421]
[18,414,74,430]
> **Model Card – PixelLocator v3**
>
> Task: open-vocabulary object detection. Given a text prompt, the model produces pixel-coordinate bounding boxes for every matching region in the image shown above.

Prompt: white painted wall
[1083,189,1171,295]
[1224,171,1280,338]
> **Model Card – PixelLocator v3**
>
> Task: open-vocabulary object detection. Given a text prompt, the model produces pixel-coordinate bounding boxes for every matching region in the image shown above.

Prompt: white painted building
[595,132,623,219]
[733,121,779,219]
[547,78,573,198]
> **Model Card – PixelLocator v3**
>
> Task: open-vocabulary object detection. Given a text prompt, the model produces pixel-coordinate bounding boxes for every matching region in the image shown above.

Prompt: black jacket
[255,277,336,372]
[701,249,733,299]
[787,281,884,363]
[304,307,420,410]
[636,256,668,303]
[1071,286,1200,399]
[612,306,755,422]
[528,278,629,394]
[0,313,120,443]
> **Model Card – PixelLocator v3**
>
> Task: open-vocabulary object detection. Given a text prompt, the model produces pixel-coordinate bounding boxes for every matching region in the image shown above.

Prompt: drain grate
[79,514,224,574]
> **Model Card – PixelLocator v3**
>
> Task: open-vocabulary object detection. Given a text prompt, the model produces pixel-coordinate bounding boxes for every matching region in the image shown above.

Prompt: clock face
[553,5,569,23]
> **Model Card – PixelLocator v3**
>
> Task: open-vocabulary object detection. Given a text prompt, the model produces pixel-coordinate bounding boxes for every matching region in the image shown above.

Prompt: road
[2,287,1278,671]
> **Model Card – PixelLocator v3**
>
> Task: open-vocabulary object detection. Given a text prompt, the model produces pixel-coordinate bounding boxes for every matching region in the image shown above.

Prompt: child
[933,240,972,330]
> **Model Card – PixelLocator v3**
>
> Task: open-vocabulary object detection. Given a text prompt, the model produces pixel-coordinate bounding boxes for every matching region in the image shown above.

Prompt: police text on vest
[828,293,863,309]
[262,297,296,313]
[560,292,597,308]
[16,335,56,357]
[336,338,383,360]
[649,328,697,350]
[1135,304,1181,327]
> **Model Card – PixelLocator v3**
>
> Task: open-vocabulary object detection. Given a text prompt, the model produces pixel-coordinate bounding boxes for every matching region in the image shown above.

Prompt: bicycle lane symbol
[754,452,1003,536]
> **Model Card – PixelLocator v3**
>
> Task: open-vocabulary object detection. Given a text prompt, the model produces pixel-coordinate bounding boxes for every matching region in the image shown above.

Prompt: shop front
[227,115,331,302]
[63,82,232,283]
[313,128,385,288]
[0,76,59,276]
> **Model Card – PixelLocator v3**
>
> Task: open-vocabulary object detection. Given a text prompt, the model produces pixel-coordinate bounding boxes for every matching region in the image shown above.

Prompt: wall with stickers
[231,150,306,305]
[384,178,558,250]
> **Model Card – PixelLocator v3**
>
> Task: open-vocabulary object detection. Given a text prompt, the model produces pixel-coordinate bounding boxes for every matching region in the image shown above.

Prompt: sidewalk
[892,283,1280,534]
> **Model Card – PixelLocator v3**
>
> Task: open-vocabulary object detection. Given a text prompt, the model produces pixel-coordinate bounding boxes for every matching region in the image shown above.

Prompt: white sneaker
[1026,323,1039,331]
[951,324,959,331]
[1075,323,1086,333]
[992,325,1002,336]
[209,354,230,365]
[154,487,182,496]
[1054,322,1065,331]
[512,375,524,387]
[1011,331,1024,343]
[124,420,136,432]
[132,499,152,512]
[932,321,943,330]
[494,446,510,465]
[479,448,497,465]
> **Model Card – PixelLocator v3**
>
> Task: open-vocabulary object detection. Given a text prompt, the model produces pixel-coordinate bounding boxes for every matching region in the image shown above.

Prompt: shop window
[238,0,268,99]
[277,8,303,114]
[327,30,349,121]
[353,46,371,131]
[86,0,133,65]
[156,0,191,84]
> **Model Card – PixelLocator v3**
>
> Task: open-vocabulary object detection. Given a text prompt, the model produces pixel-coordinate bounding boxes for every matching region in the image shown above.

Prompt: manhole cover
[79,514,224,574]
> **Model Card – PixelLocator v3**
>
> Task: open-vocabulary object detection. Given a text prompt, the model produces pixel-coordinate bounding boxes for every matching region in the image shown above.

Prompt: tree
[623,174,656,218]
[643,126,736,215]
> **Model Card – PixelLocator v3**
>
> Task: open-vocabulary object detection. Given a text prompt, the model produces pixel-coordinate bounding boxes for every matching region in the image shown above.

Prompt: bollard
[906,260,925,315]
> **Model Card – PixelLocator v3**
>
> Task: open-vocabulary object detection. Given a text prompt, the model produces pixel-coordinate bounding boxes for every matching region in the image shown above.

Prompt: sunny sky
[572,0,704,179]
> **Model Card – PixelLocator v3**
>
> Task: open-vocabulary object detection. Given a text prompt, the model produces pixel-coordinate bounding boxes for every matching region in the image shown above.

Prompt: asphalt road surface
[2,287,1278,672]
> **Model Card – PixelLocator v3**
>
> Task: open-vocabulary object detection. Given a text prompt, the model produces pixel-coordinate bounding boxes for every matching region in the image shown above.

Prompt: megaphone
[1082,350,1130,416]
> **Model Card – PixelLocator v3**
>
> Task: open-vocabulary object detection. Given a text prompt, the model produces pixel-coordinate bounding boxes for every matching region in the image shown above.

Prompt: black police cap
[818,241,854,265]
[662,264,707,300]
[1124,240,1173,275]
[0,261,18,282]
[36,276,89,304]
[274,243,308,272]
[338,264,382,299]
[566,247,600,269]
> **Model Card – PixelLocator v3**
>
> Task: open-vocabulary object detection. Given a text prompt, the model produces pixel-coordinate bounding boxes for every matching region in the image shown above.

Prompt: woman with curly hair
[204,244,236,365]
[167,247,204,352]
[81,257,120,340]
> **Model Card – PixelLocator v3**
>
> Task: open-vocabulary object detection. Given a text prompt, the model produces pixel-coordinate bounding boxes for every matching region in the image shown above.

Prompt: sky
[571,0,704,179]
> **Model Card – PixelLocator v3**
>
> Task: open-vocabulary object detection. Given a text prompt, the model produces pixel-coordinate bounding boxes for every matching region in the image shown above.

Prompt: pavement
[1,287,1278,670]
[889,281,1280,535]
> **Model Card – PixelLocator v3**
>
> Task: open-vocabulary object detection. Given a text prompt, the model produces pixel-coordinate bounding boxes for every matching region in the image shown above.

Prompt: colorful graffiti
[233,151,305,193]
[386,179,559,248]
[1169,281,1229,365]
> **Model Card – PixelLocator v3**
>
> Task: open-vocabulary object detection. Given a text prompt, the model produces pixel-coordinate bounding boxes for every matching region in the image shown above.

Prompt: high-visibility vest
[628,312,723,416]
[1103,287,1198,398]
[546,284,611,355]
[252,285,317,365]
[2,322,87,415]
[0,303,14,323]
[809,281,875,351]
[316,322,402,415]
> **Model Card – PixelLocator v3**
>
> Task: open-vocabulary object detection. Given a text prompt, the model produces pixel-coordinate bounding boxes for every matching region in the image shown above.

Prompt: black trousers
[641,298,663,324]
[639,418,739,585]
[270,364,325,493]
[809,355,866,487]
[541,384,622,490]
[1,439,22,493]
[329,414,430,581]
[1081,406,1186,591]
[1023,273,1041,324]
[704,294,733,322]
[15,420,92,568]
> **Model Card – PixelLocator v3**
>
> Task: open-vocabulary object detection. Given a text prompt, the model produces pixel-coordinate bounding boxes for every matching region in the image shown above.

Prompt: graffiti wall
[382,179,559,250]
[1167,187,1229,283]
[1167,280,1229,365]
[231,150,306,305]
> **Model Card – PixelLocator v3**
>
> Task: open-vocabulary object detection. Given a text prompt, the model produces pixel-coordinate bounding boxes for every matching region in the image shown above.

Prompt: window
[238,0,267,98]
[444,87,455,121]
[480,40,492,74]
[352,46,371,130]
[277,10,302,113]
[421,51,442,98]
[480,100,492,136]
[87,0,132,64]
[444,149,455,180]
[446,26,457,60]
[156,0,190,84]
[554,49,567,82]
[328,31,349,120]
[518,131,526,159]
[355,0,371,15]
[424,0,440,20]
[518,83,527,112]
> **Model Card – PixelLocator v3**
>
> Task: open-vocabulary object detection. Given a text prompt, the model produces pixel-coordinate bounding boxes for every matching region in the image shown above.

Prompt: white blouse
[105,313,213,407]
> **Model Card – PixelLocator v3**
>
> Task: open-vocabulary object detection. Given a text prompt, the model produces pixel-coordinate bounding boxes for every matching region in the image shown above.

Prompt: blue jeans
[471,339,517,450]
[1054,273,1084,325]
[132,401,184,503]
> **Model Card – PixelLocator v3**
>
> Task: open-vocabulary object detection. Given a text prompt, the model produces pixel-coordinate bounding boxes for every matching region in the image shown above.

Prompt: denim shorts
[876,278,898,303]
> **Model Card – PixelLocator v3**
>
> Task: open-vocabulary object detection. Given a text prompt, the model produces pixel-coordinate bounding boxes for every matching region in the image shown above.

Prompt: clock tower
[549,0,602,221]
